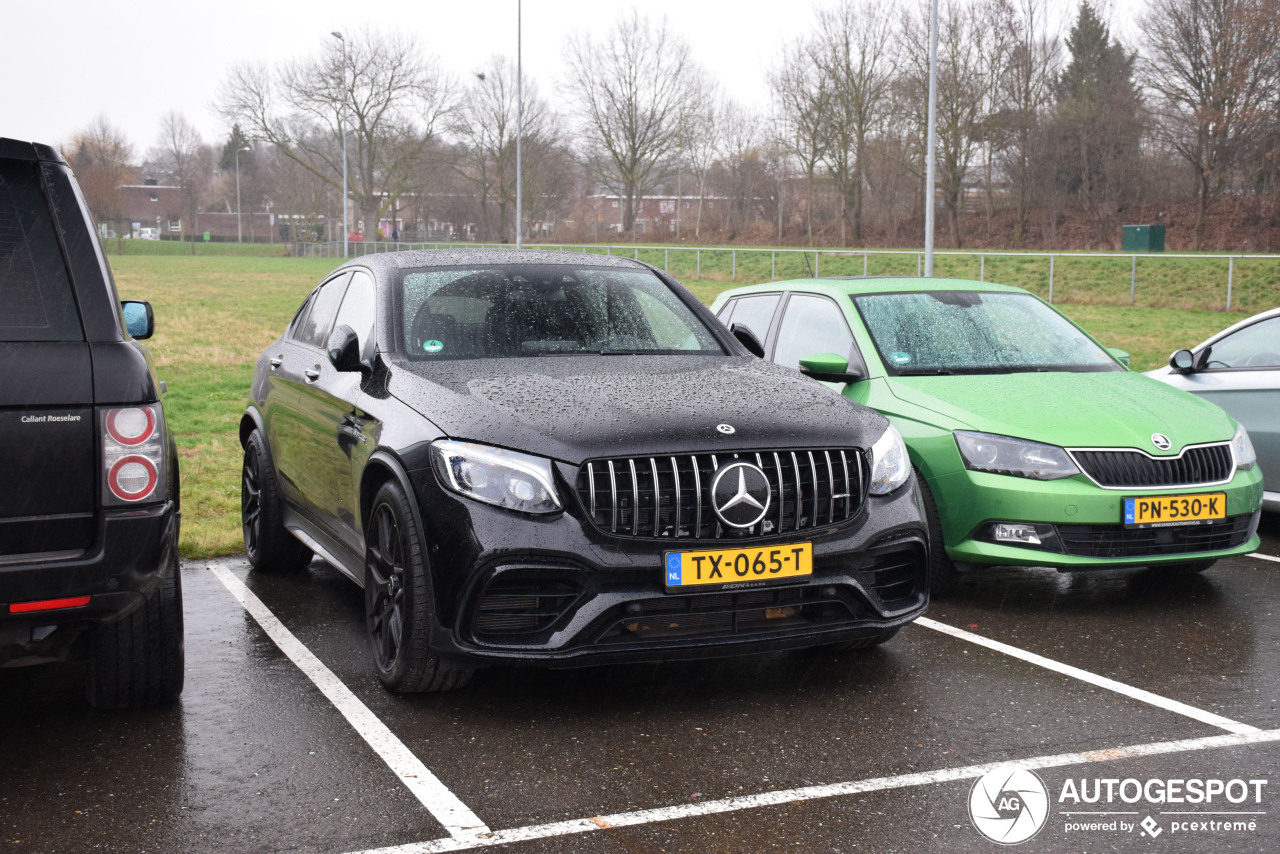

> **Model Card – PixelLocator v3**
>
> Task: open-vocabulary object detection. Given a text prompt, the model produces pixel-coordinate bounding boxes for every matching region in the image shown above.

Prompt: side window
[333,270,376,360]
[1205,317,1280,369]
[293,272,352,349]
[0,160,83,342]
[287,293,316,340]
[772,294,855,370]
[725,293,781,345]
[717,299,736,323]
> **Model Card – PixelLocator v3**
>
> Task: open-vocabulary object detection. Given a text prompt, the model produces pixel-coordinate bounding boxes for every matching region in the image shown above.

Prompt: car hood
[389,354,886,464]
[886,370,1236,451]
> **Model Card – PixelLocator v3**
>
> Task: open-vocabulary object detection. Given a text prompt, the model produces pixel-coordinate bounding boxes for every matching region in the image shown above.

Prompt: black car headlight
[954,431,1080,481]
[430,440,563,514]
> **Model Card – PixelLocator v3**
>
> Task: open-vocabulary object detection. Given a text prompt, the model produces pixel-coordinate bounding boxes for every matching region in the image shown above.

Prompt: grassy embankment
[108,251,1277,558]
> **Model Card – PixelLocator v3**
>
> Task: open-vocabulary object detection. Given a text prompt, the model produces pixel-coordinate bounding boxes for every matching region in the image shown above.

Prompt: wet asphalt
[2,515,1277,854]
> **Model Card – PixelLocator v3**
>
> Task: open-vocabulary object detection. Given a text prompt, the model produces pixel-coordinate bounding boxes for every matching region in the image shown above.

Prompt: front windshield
[399,265,724,359]
[852,291,1121,375]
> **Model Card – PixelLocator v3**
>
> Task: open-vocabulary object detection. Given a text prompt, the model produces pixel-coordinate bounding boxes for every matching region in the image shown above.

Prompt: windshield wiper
[897,367,953,376]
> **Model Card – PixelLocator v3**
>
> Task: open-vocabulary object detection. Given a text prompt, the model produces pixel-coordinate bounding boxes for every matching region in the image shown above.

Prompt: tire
[86,552,185,709]
[1167,559,1217,574]
[364,482,472,693]
[827,627,899,651]
[242,430,312,573]
[917,470,961,595]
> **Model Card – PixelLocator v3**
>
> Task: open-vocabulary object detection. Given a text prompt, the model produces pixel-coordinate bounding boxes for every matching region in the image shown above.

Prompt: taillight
[101,404,166,505]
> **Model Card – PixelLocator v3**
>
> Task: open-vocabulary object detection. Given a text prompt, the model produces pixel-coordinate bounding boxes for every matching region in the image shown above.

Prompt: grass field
[109,253,1268,559]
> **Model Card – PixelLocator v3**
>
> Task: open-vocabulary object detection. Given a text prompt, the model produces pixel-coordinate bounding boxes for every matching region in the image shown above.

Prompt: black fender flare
[359,450,451,653]
[239,406,266,448]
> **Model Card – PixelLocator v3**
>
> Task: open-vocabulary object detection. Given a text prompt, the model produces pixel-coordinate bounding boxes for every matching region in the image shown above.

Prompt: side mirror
[327,325,364,373]
[799,353,863,384]
[121,300,154,339]
[1107,347,1131,368]
[1170,348,1196,373]
[730,323,765,358]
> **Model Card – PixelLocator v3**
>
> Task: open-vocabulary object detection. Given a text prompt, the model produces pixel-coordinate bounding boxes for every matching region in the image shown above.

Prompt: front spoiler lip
[433,606,926,669]
[947,533,1261,570]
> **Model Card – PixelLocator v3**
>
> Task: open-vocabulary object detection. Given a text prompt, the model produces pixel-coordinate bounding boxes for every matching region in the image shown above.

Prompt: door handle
[304,368,320,382]
[270,355,283,369]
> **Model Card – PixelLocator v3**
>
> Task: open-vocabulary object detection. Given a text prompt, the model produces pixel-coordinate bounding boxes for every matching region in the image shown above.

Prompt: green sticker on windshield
[422,339,443,354]
[891,352,911,365]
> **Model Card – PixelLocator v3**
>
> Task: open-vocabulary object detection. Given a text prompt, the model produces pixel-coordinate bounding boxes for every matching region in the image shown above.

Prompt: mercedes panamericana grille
[241,250,928,692]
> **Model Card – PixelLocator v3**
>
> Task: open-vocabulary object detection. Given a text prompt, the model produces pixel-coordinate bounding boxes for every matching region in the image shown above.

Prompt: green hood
[886,371,1236,452]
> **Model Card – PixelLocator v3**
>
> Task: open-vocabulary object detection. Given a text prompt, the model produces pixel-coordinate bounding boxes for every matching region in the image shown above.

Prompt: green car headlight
[868,425,911,495]
[954,431,1080,481]
[431,440,563,514]
[1231,423,1257,471]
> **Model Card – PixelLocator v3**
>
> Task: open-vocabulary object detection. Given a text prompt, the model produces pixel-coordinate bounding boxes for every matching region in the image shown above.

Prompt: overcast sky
[4,0,1130,158]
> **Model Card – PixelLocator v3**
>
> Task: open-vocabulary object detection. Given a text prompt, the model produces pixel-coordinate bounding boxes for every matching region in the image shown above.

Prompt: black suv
[0,139,182,708]
[242,250,927,692]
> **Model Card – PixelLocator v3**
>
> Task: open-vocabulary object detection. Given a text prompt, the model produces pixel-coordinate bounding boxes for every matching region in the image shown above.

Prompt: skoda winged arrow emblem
[1151,433,1172,451]
[710,462,772,528]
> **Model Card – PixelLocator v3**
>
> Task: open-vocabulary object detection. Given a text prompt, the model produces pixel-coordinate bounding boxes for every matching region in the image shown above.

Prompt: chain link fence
[291,241,1280,314]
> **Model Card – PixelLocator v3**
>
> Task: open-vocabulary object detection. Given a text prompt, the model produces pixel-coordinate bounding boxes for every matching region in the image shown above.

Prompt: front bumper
[408,468,929,669]
[932,467,1264,569]
[0,502,178,664]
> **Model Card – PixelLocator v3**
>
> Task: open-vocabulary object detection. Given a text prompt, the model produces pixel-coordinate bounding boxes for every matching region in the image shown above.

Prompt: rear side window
[292,273,351,348]
[0,160,82,341]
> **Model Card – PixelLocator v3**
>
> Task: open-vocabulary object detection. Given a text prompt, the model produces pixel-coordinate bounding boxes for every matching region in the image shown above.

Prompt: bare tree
[149,112,211,240]
[565,10,702,234]
[68,116,135,235]
[770,39,830,245]
[1141,0,1280,248]
[680,82,721,240]
[453,56,555,242]
[995,0,1061,243]
[218,28,450,238]
[903,0,986,247]
[715,99,766,234]
[812,0,897,245]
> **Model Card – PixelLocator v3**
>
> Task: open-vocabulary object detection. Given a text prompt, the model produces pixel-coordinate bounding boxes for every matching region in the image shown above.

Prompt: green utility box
[1122,224,1166,252]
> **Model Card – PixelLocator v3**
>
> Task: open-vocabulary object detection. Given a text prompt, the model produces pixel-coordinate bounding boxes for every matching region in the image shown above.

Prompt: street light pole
[924,0,939,277]
[332,31,350,259]
[235,145,251,243]
[515,0,523,249]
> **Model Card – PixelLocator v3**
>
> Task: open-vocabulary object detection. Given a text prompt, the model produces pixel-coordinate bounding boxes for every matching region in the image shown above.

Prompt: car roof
[334,248,652,276]
[717,276,1030,300]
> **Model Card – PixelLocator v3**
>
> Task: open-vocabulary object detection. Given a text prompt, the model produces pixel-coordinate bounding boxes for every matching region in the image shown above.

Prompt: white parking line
[344,727,1280,853]
[1249,553,1280,564]
[207,565,491,841]
[915,617,1258,735]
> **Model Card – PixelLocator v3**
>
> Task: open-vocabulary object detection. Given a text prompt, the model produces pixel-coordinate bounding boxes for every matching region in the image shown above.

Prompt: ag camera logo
[969,766,1050,845]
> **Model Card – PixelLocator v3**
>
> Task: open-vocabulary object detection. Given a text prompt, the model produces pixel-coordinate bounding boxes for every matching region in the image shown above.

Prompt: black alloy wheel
[366,500,407,675]
[241,430,312,573]
[364,481,471,693]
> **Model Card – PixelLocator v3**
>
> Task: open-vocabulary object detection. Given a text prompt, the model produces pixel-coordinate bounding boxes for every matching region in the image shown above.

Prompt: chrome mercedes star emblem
[1151,433,1172,451]
[710,462,771,529]
[716,423,735,435]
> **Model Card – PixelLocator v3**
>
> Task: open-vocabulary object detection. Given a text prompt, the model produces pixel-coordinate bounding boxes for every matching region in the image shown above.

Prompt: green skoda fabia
[711,278,1264,592]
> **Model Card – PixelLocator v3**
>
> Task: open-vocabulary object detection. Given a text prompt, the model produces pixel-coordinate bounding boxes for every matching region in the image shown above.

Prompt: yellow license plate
[1123,493,1227,527]
[664,543,812,588]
